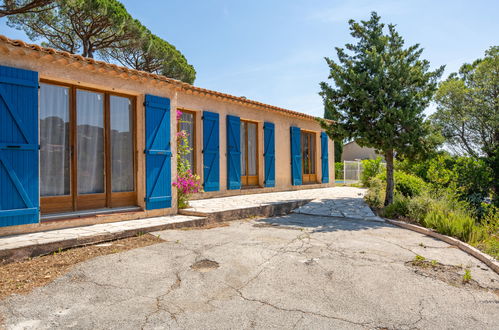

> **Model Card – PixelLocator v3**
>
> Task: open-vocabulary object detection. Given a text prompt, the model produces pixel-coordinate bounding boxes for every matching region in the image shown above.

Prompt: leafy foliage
[100,31,196,84]
[382,193,409,219]
[392,171,427,198]
[174,110,202,208]
[364,177,385,209]
[334,162,343,181]
[398,153,494,215]
[365,159,498,258]
[423,205,476,243]
[432,46,499,200]
[0,0,53,17]
[7,0,141,58]
[5,0,196,82]
[452,157,493,214]
[360,157,384,187]
[334,140,343,163]
[377,170,427,198]
[319,12,444,205]
[432,46,499,159]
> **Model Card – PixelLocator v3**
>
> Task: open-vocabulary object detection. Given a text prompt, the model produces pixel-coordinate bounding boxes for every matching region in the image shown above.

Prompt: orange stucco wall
[0,42,334,221]
[177,92,335,199]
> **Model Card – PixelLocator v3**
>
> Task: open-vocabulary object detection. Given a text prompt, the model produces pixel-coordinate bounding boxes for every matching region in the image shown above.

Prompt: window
[76,90,105,194]
[240,120,258,186]
[40,84,71,197]
[301,131,316,183]
[110,95,134,192]
[178,110,196,173]
[39,82,136,214]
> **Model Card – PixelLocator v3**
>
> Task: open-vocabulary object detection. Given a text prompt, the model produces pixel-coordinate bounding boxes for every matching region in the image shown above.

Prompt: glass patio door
[39,83,72,213]
[75,89,106,209]
[40,82,136,214]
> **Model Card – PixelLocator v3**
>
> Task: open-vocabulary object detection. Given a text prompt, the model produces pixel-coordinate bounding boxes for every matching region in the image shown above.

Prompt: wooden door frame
[240,119,259,186]
[176,108,197,174]
[301,130,317,184]
[39,79,137,214]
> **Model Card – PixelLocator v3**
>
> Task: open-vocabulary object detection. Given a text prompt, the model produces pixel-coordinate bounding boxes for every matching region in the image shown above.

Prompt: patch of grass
[0,234,163,300]
[382,193,409,219]
[422,206,476,243]
[367,179,499,260]
[463,269,472,283]
[364,177,385,209]
[412,255,426,266]
[179,222,229,230]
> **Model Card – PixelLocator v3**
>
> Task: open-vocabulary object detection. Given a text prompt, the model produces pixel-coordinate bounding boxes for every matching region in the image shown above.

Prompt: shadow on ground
[255,213,391,233]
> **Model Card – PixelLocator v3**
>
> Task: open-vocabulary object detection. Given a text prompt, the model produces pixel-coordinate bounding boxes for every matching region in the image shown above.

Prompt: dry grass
[179,222,229,230]
[0,234,163,300]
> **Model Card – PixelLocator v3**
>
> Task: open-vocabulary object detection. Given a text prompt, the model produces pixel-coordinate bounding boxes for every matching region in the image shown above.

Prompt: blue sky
[1,0,498,117]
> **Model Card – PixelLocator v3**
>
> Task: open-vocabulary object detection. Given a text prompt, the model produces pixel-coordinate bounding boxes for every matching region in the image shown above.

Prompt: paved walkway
[184,187,382,221]
[1,187,380,263]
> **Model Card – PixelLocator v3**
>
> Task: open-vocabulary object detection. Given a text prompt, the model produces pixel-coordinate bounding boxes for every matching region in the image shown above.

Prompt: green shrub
[377,170,427,198]
[382,193,409,219]
[364,177,385,209]
[335,162,343,181]
[422,204,476,242]
[361,157,384,187]
[471,206,499,258]
[394,171,427,197]
[426,154,457,187]
[452,157,493,216]
[406,194,433,224]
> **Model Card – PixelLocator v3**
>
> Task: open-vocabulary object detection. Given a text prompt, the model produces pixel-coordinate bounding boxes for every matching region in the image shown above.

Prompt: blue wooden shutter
[203,111,220,191]
[321,132,329,183]
[144,94,172,210]
[264,122,275,187]
[0,65,39,227]
[290,126,302,185]
[226,115,241,190]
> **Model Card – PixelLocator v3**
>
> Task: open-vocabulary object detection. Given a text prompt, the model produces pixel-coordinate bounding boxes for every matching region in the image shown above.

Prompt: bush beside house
[362,156,498,259]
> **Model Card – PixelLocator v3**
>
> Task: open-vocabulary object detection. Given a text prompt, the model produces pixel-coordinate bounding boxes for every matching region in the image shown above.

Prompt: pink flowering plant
[173,111,203,208]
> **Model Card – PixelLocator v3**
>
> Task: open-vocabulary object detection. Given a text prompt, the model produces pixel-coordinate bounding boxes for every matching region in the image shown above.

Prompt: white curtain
[240,122,247,176]
[302,133,309,174]
[110,95,134,192]
[180,112,194,169]
[39,84,70,196]
[310,134,316,174]
[77,90,104,194]
[247,122,257,176]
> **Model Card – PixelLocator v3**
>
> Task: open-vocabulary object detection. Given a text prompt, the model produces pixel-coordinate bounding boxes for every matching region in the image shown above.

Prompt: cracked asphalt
[1,214,498,329]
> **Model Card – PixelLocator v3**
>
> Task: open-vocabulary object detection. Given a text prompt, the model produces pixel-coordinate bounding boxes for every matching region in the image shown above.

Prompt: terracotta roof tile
[0,34,326,122]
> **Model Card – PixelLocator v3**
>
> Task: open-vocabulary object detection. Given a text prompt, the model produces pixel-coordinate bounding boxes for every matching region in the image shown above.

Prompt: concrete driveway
[1,214,498,329]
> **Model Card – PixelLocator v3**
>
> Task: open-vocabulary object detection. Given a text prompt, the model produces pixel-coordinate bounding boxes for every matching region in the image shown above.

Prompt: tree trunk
[384,149,394,206]
[87,45,94,59]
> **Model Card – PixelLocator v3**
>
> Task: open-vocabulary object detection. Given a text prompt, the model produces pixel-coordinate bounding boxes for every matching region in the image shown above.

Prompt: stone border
[0,217,210,265]
[385,218,499,275]
[1,200,313,265]
[179,199,313,222]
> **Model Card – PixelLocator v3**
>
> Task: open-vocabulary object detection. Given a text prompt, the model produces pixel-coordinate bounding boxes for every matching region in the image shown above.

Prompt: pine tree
[320,12,444,205]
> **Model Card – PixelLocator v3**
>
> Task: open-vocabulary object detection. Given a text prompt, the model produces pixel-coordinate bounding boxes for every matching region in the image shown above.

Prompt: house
[0,35,334,236]
[341,141,381,161]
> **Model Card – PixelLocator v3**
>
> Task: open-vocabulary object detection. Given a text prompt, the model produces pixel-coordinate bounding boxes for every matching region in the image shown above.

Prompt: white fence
[343,161,362,183]
[336,160,386,184]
